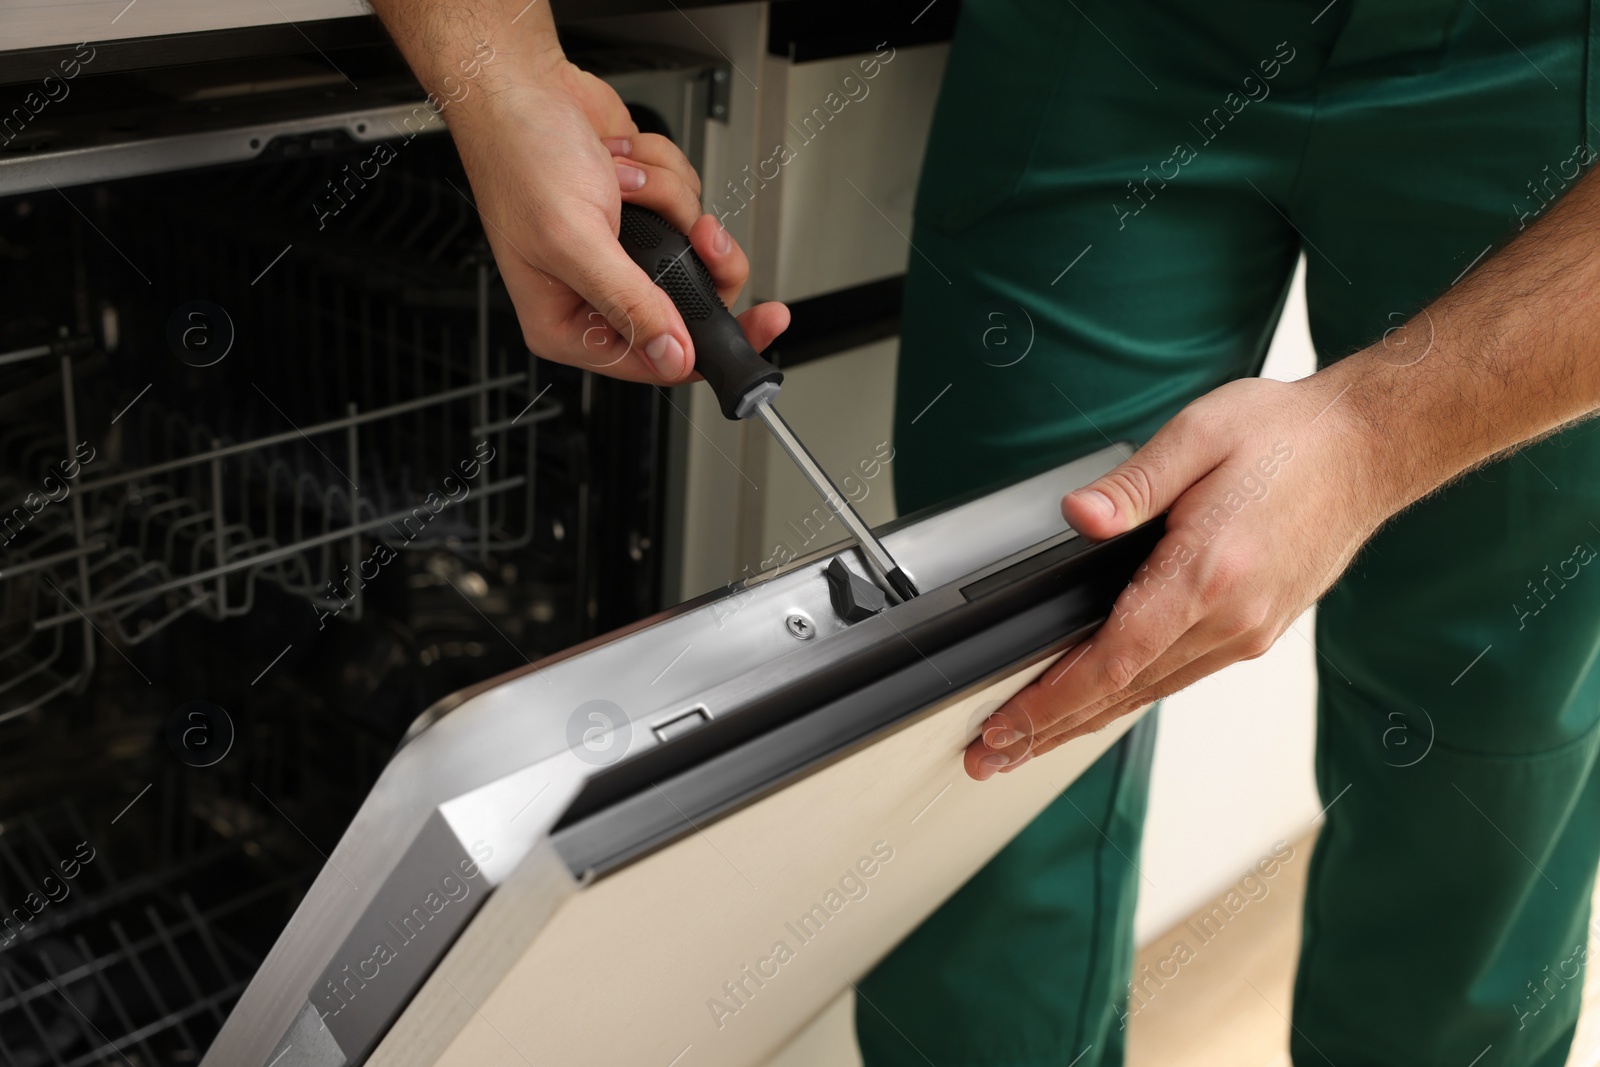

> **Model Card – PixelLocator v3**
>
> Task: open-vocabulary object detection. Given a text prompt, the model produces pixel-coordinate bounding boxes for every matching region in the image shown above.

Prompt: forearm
[367,0,562,124]
[1329,168,1600,513]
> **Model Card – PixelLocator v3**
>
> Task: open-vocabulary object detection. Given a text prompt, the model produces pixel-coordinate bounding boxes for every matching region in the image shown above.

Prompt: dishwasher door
[202,443,1162,1067]
[374,655,1144,1067]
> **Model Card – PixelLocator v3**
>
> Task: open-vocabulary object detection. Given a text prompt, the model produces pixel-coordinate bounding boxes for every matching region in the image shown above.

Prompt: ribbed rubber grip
[616,204,782,420]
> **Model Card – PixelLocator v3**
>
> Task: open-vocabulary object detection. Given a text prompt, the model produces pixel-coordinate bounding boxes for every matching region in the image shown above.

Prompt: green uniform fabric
[859,1,1600,1065]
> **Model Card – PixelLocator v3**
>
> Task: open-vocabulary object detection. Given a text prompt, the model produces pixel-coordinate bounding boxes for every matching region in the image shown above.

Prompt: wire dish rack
[0,40,694,1064]
[0,795,271,1067]
[0,157,561,723]
[0,700,389,1067]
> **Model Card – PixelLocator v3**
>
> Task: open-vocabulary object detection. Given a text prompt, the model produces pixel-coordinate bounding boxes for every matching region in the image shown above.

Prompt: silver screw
[786,614,815,640]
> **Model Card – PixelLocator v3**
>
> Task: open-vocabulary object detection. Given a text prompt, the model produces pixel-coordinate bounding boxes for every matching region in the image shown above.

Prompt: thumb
[1063,424,1223,540]
[554,225,694,381]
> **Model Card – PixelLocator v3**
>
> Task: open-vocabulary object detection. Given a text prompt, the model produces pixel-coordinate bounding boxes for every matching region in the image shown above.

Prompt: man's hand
[371,1,788,382]
[969,157,1600,782]
[965,373,1390,780]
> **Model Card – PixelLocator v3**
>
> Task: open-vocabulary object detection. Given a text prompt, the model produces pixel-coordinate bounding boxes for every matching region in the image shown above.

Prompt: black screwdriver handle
[616,204,782,420]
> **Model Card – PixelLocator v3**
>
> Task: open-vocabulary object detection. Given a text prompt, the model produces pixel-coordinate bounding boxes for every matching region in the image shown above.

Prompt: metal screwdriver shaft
[752,402,919,602]
[615,203,920,603]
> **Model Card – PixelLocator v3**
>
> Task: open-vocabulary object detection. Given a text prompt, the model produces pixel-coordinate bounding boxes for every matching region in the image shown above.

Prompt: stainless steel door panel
[203,444,1138,1067]
[374,662,1151,1067]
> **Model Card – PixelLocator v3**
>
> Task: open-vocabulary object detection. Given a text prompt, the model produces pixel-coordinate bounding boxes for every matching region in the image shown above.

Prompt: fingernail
[615,163,646,192]
[713,224,733,255]
[999,752,1033,773]
[984,727,1024,747]
[602,136,632,156]
[981,753,1011,769]
[1071,488,1114,520]
[645,335,685,378]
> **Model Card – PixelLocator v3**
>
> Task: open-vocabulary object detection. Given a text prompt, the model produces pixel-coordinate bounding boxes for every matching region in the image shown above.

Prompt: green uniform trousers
[858,1,1600,1065]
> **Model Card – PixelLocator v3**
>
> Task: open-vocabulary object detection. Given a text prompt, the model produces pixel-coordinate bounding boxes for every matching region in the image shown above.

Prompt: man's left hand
[965,369,1397,780]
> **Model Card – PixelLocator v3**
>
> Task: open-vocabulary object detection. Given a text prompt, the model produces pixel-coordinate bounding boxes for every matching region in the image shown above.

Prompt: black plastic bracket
[826,557,887,623]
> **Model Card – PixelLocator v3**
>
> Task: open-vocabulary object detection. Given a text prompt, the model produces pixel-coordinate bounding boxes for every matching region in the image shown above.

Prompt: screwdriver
[616,203,919,603]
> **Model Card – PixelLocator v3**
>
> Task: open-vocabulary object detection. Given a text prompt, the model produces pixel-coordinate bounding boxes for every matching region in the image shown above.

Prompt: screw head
[786,614,815,640]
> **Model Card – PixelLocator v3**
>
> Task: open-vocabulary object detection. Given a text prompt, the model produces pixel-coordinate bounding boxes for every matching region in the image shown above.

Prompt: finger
[737,301,790,353]
[973,643,1092,748]
[1062,410,1228,541]
[983,545,1206,739]
[538,237,787,385]
[566,306,661,379]
[505,280,669,384]
[1065,582,1275,732]
[964,726,1036,781]
[1038,613,1226,738]
[609,133,702,201]
[689,214,750,305]
[615,160,703,235]
[572,69,638,136]
[569,300,784,382]
[543,218,695,382]
[1058,693,1170,745]
[973,617,1206,771]
[970,553,1258,778]
[1035,624,1274,754]
[1039,684,1164,746]
[1027,707,1142,762]
[614,159,646,193]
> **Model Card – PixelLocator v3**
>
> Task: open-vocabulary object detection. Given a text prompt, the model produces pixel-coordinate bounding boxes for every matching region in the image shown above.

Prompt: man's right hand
[375,1,789,383]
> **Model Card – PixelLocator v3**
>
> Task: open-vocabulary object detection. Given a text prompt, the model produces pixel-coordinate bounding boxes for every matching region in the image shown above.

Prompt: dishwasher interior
[0,31,710,1066]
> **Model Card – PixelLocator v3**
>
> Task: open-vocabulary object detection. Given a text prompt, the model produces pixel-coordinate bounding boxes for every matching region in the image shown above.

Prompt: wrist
[435,43,582,141]
[1298,354,1428,527]
[379,1,567,129]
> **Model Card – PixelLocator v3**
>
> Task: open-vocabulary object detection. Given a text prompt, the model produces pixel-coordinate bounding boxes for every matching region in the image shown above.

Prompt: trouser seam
[1284,7,1346,239]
